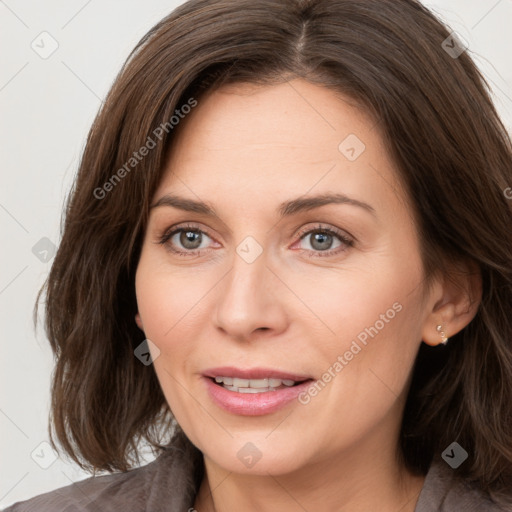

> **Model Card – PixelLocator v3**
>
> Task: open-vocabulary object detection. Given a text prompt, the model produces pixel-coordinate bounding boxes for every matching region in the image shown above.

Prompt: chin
[200,436,311,476]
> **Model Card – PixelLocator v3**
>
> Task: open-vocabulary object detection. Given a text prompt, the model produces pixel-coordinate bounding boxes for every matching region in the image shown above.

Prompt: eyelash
[156,222,354,258]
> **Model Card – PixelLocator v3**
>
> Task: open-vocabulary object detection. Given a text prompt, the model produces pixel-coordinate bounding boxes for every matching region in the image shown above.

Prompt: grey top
[2,441,510,512]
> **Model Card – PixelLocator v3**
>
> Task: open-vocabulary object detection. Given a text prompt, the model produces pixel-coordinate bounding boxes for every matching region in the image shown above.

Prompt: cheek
[134,251,219,402]
[312,265,416,347]
[300,284,423,451]
[135,253,208,340]
[308,248,424,392]
[134,259,199,408]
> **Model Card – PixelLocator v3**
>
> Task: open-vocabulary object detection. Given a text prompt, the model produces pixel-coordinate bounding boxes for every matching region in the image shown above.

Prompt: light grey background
[1,0,511,508]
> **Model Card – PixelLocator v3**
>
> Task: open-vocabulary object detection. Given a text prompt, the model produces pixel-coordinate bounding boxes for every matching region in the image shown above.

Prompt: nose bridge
[214,235,286,338]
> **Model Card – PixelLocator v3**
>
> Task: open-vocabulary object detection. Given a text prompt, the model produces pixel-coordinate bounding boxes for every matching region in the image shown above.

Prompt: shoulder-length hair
[37,0,512,505]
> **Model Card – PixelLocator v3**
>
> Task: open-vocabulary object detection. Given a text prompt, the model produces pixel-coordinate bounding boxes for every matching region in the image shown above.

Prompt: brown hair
[36,0,512,505]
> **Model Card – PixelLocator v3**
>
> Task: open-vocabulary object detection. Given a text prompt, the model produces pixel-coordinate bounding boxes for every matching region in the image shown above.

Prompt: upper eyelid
[160,221,347,236]
[162,223,216,241]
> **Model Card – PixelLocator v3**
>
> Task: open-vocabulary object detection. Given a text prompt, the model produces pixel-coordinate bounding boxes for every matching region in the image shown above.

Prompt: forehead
[154,79,407,219]
[170,79,375,155]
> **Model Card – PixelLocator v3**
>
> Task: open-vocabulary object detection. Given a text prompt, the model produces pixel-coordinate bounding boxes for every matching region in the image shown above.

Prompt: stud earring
[436,325,449,345]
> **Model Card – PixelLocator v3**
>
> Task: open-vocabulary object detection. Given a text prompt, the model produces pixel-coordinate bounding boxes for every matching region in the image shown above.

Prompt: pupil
[181,230,201,249]
[311,232,332,250]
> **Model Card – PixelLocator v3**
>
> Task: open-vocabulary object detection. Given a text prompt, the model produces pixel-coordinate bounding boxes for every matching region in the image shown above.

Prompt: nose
[213,246,289,341]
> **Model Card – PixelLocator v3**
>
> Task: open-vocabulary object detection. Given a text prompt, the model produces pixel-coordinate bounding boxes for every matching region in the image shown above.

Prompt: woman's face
[135,79,439,475]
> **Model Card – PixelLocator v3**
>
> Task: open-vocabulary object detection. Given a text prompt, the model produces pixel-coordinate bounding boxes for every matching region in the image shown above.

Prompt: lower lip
[203,377,314,416]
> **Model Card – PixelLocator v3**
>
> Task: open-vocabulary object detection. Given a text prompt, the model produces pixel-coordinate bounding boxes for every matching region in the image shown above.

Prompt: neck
[194,438,425,512]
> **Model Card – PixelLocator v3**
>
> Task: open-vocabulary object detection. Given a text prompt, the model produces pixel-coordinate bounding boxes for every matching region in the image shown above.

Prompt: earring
[436,325,449,345]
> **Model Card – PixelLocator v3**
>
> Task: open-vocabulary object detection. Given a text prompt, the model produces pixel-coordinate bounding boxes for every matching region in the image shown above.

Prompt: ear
[135,312,144,331]
[421,258,482,347]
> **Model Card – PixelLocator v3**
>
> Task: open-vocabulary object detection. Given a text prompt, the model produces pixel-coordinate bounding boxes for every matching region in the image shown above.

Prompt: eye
[156,223,217,256]
[294,224,354,258]
[155,222,354,258]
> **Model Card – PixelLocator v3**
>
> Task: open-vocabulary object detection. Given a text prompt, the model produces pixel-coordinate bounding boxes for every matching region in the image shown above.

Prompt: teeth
[215,376,233,385]
[225,385,275,393]
[213,376,300,392]
[232,378,250,388]
[247,378,269,388]
[238,387,270,393]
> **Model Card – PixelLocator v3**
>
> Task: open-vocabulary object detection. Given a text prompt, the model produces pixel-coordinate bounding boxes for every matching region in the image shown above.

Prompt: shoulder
[415,456,512,512]
[2,444,200,512]
[2,464,149,512]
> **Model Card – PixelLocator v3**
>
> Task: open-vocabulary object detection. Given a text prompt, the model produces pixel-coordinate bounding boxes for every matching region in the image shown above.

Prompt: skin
[134,79,481,512]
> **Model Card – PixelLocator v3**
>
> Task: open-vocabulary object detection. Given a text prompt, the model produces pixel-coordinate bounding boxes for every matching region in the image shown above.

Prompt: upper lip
[203,366,313,381]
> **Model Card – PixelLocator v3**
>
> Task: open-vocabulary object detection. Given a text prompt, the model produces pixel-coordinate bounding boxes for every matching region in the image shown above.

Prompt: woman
[4,0,512,510]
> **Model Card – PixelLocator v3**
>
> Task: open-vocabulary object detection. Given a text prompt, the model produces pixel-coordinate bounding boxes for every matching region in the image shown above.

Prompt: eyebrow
[150,192,376,218]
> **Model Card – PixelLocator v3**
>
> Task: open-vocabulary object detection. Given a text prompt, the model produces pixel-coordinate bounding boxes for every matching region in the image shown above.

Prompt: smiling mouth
[210,376,311,393]
[204,372,316,415]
